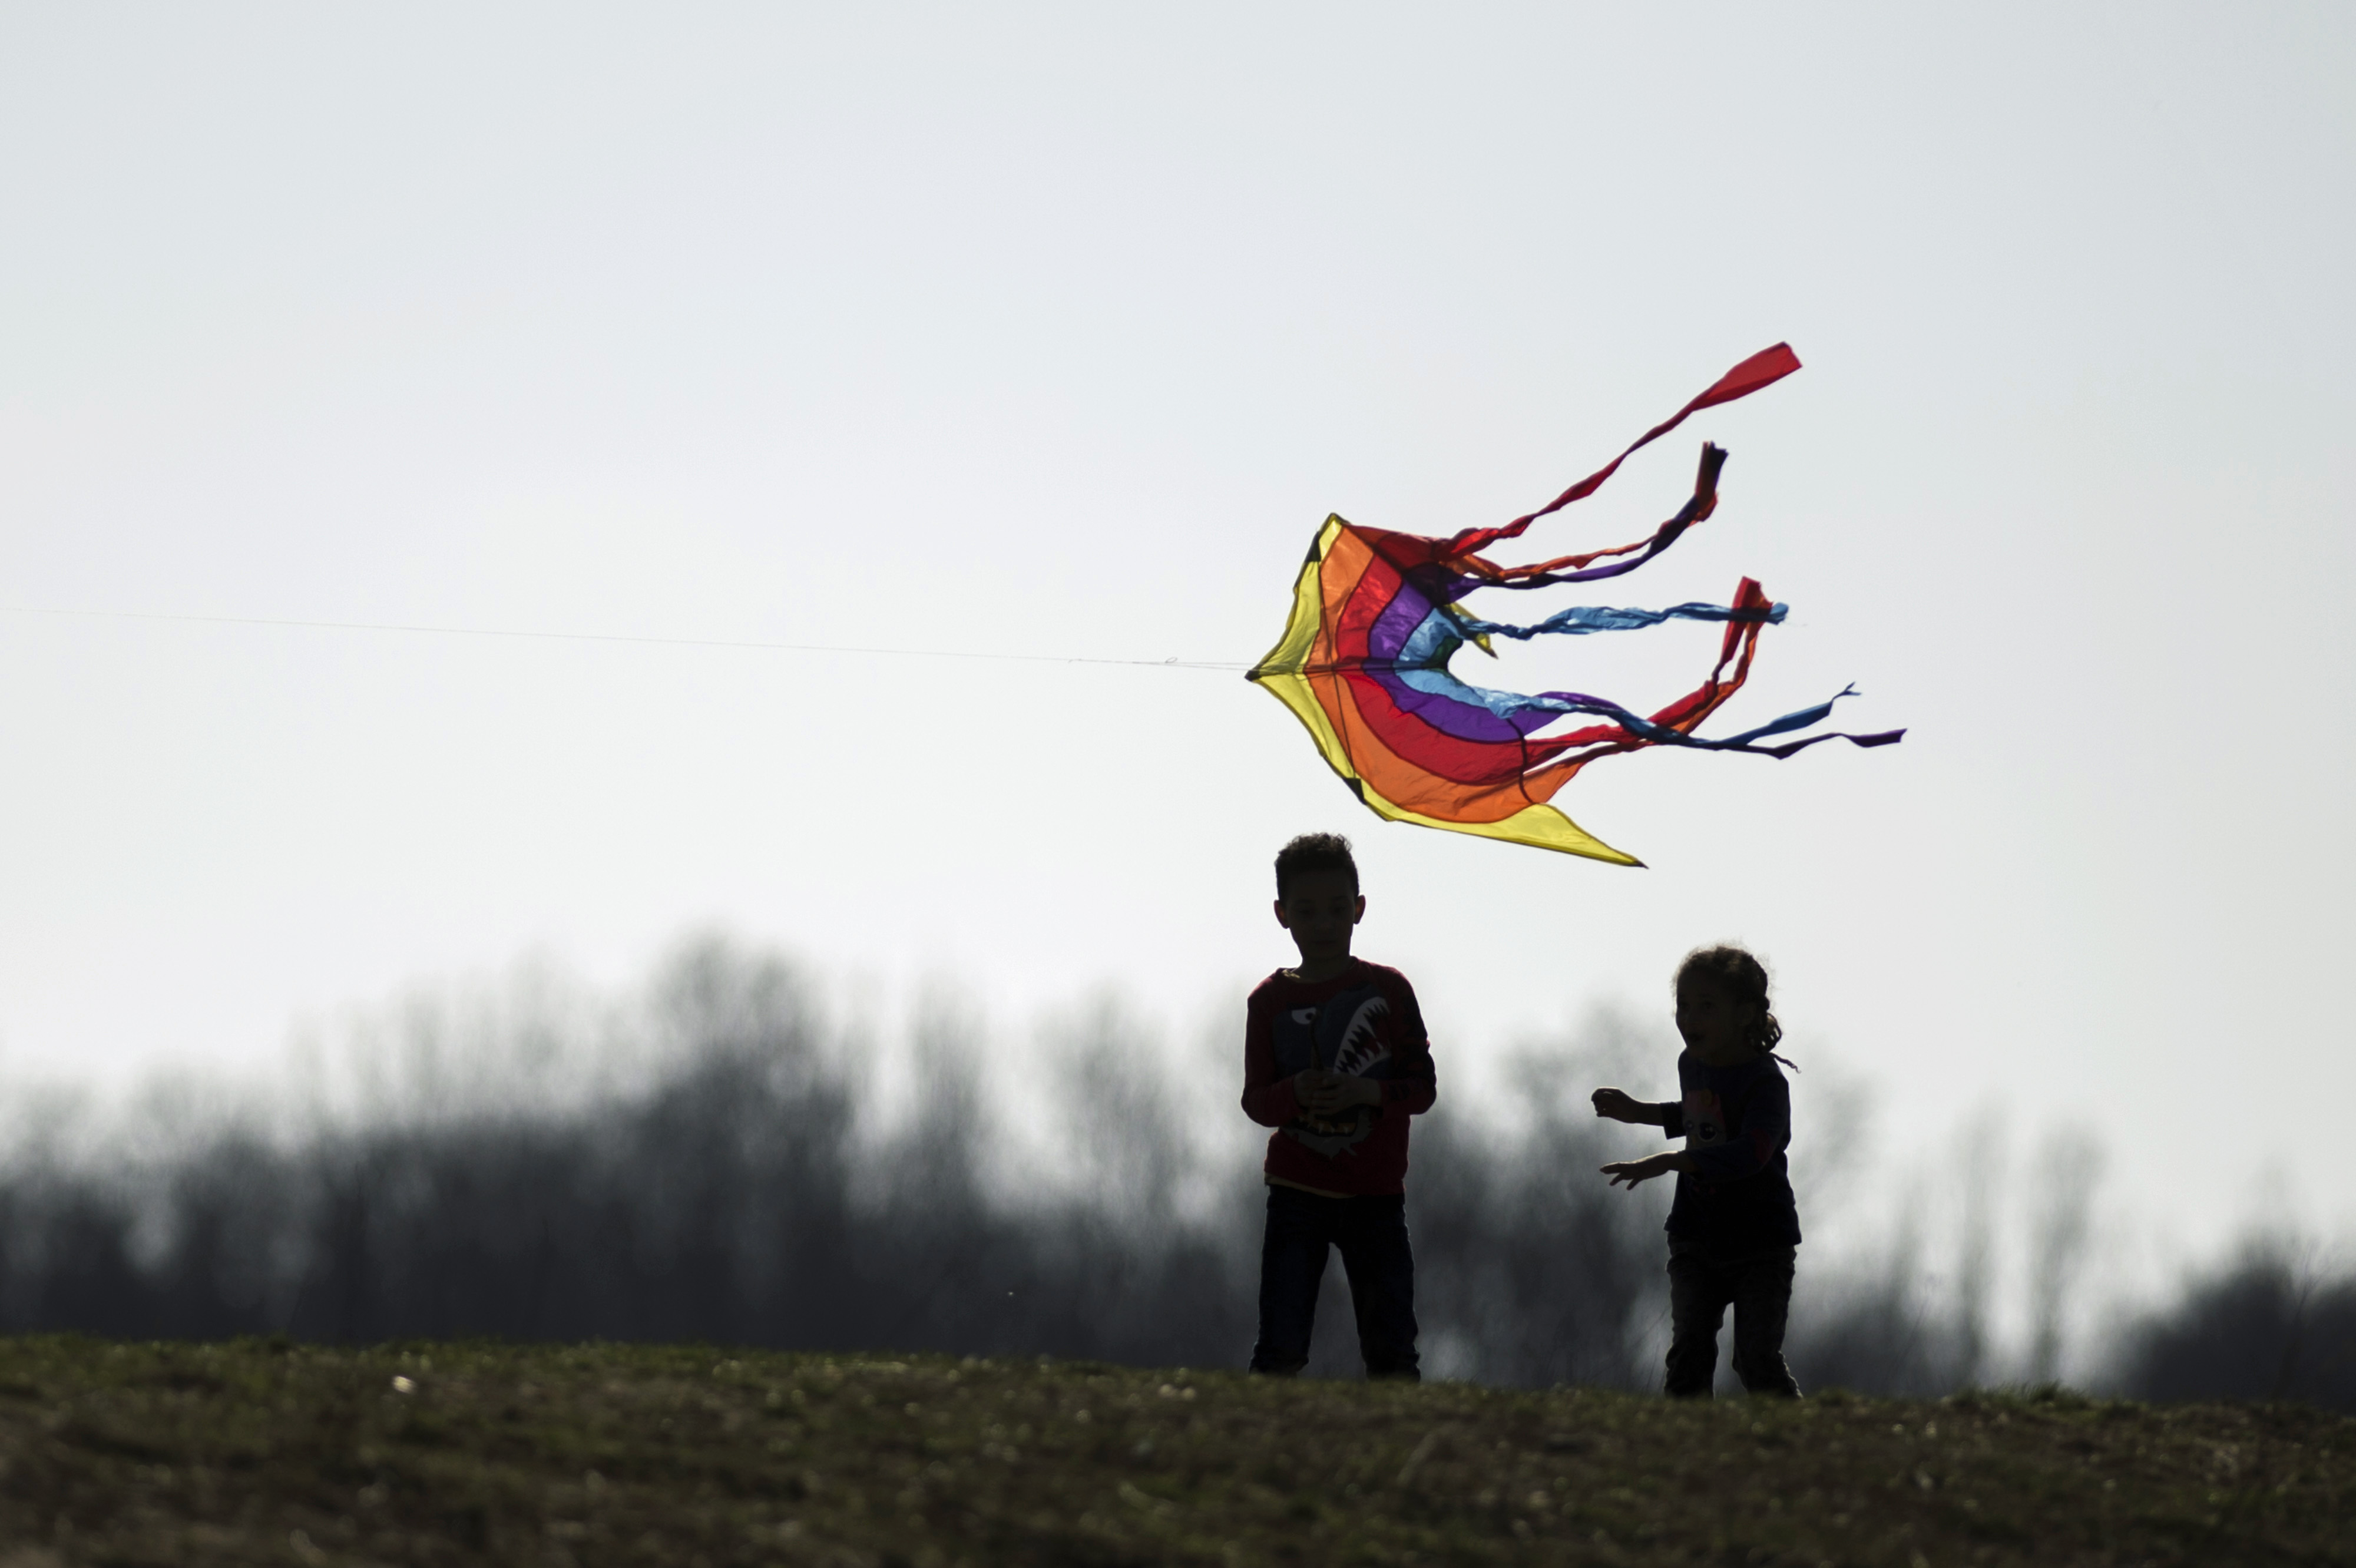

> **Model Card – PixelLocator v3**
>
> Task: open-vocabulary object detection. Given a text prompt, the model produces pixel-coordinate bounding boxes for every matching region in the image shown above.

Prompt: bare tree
[0,942,2345,1410]
[2025,1128,2105,1385]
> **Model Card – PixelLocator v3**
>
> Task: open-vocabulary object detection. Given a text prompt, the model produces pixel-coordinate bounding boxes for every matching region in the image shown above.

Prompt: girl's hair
[1675,944,1796,1069]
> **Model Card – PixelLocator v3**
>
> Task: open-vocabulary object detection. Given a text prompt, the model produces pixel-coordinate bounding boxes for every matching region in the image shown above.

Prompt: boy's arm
[1240,995,1302,1128]
[1379,976,1435,1115]
[1685,1071,1791,1179]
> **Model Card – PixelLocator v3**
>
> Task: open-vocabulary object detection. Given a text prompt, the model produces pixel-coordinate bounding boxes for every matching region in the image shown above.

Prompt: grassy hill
[0,1337,2347,1566]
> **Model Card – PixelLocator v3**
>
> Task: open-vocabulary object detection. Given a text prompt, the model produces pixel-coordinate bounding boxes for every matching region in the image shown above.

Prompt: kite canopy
[1246,345,1902,865]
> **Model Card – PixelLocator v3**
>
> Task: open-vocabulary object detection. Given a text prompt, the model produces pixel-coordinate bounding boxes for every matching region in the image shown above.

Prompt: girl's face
[1675,978,1760,1064]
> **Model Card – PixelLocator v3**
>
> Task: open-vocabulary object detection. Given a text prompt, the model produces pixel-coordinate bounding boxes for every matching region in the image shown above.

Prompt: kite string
[0,603,1250,672]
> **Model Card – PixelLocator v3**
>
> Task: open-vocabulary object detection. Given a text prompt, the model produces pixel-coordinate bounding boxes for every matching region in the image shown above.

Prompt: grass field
[0,1337,2347,1566]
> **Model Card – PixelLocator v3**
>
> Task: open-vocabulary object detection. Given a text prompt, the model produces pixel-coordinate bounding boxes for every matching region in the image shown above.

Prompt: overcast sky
[2,4,2350,1256]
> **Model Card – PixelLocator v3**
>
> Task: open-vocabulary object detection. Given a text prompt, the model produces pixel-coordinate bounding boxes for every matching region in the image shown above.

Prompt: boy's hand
[1590,1087,1647,1123]
[1600,1152,1685,1189]
[1294,1070,1381,1116]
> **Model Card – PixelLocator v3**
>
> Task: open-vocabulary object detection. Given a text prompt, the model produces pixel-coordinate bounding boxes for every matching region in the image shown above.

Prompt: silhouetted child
[1241,832,1436,1380]
[1591,944,1802,1398]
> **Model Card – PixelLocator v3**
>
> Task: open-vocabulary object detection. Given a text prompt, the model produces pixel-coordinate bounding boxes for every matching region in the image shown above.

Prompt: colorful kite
[1246,345,1902,865]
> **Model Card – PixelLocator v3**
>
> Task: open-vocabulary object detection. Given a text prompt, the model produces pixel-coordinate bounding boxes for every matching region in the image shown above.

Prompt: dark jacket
[1645,1049,1801,1253]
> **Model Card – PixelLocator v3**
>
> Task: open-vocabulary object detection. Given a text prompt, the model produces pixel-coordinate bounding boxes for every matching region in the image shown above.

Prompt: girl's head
[1673,945,1785,1066]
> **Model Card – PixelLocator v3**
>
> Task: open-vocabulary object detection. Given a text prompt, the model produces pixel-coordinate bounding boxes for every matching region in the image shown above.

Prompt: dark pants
[1665,1240,1801,1398]
[1249,1186,1419,1380]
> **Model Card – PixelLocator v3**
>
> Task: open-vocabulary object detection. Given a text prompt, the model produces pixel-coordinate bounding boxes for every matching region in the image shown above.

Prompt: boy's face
[1273,869,1365,970]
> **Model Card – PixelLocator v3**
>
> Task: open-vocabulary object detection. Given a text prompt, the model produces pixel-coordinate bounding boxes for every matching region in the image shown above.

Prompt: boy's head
[1272,832,1364,973]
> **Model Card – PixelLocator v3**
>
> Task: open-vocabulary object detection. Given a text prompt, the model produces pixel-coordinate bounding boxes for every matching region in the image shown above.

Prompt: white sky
[1,4,2351,1258]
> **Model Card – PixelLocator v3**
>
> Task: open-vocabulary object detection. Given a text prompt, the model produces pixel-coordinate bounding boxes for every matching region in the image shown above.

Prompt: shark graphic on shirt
[1270,985,1394,1158]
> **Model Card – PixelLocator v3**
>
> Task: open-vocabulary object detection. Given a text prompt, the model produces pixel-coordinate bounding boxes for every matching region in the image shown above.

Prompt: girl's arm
[1601,1150,1693,1188]
[1590,1087,1679,1128]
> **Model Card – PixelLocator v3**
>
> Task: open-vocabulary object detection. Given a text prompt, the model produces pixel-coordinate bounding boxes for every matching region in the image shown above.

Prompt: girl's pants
[1665,1240,1801,1398]
[1249,1185,1420,1380]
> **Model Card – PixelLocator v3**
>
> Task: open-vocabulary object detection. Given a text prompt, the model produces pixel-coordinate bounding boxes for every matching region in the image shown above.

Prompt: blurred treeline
[0,939,2348,1409]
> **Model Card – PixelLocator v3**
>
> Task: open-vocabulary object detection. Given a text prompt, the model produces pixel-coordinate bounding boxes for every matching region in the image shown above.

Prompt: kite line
[5,344,1904,872]
[0,603,1252,673]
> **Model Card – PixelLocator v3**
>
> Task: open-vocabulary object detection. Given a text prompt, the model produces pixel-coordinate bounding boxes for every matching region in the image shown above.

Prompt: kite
[1246,345,1902,865]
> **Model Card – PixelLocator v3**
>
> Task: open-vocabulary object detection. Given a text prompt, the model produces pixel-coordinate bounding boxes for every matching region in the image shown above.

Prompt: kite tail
[1438,442,1731,598]
[1437,343,1800,561]
[1504,581,1904,774]
[1528,684,1905,760]
[1452,596,1785,642]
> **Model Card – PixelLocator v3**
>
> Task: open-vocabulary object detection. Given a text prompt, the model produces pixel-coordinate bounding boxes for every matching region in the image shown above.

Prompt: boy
[1242,832,1436,1379]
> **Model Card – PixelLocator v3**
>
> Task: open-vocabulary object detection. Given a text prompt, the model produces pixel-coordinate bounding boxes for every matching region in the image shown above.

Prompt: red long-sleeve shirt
[1241,959,1436,1196]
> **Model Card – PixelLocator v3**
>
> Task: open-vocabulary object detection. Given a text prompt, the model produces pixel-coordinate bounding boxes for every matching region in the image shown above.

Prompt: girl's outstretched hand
[1590,1087,1644,1123]
[1600,1153,1678,1189]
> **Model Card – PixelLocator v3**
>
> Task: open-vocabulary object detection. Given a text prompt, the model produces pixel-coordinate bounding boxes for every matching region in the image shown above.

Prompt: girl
[1591,945,1801,1398]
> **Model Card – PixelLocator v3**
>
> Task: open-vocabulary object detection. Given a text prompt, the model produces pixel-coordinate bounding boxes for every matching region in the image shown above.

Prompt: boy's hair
[1274,832,1358,897]
[1676,944,1787,1057]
